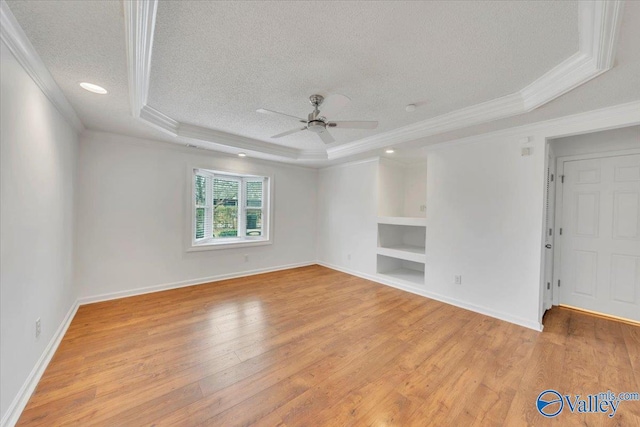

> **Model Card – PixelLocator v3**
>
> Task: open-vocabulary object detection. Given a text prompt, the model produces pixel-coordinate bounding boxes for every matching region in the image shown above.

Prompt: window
[192,168,270,249]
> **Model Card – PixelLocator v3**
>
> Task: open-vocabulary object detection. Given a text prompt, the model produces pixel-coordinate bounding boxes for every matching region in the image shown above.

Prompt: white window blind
[192,169,270,248]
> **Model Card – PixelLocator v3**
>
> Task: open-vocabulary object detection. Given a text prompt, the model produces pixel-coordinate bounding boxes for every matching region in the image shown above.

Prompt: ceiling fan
[257,94,378,144]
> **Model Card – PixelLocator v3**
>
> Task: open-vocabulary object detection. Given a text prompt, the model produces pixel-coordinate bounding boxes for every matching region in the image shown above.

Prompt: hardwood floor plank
[621,323,640,385]
[15,265,640,426]
[275,338,411,427]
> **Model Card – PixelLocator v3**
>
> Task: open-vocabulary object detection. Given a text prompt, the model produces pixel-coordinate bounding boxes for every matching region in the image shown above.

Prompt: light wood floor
[17,265,640,426]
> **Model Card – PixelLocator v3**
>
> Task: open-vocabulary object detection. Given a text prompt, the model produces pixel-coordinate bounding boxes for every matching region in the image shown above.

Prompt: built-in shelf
[378,222,426,265]
[376,159,427,287]
[377,255,425,286]
[377,245,426,263]
[378,267,425,286]
[377,216,427,227]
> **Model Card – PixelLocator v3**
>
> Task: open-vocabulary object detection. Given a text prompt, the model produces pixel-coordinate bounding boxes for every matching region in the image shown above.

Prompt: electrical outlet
[347,254,351,261]
[35,318,41,338]
[420,205,426,212]
[454,275,462,285]
[244,254,249,262]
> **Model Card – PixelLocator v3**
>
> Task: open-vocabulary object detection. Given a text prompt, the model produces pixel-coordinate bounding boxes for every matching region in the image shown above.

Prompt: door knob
[545,244,552,249]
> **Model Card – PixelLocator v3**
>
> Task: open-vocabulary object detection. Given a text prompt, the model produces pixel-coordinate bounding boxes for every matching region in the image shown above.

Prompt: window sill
[187,239,272,252]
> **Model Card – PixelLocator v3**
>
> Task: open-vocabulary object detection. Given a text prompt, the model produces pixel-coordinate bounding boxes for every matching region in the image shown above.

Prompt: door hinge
[547,282,551,290]
[558,280,561,287]
[551,174,554,182]
[559,228,563,235]
[561,175,565,183]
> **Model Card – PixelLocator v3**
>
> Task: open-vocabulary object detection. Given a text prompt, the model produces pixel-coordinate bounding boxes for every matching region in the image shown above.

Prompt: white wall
[0,42,79,421]
[403,163,427,218]
[317,138,547,329]
[377,158,427,218]
[317,159,378,275]
[378,158,404,217]
[551,125,639,157]
[424,136,547,328]
[75,131,318,299]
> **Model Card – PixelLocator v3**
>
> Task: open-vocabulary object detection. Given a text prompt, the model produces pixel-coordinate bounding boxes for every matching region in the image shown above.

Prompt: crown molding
[123,0,157,118]
[327,93,525,159]
[123,0,625,163]
[422,100,640,153]
[318,156,379,172]
[177,123,300,159]
[0,0,84,133]
[296,149,329,161]
[139,105,178,135]
[520,52,597,111]
[520,0,623,112]
[585,0,625,70]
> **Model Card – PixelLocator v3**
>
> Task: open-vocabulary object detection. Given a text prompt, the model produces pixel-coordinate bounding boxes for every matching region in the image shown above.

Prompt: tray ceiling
[3,0,634,165]
[147,1,577,150]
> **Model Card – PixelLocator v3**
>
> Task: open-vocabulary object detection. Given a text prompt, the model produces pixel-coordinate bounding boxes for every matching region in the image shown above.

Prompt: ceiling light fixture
[238,152,247,157]
[405,104,416,112]
[79,82,108,94]
[385,149,395,154]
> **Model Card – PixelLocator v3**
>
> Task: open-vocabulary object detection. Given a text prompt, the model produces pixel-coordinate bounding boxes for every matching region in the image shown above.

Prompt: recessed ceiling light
[238,152,247,157]
[385,149,395,154]
[405,104,416,112]
[79,82,108,94]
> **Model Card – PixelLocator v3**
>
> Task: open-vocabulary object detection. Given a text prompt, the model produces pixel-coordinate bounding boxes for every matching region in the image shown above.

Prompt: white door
[559,153,640,321]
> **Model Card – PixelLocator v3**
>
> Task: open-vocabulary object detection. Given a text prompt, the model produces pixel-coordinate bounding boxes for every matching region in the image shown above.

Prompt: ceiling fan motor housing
[307,120,327,134]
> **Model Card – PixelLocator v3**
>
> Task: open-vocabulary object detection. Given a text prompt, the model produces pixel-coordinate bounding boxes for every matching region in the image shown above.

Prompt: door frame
[551,147,640,307]
[542,146,556,312]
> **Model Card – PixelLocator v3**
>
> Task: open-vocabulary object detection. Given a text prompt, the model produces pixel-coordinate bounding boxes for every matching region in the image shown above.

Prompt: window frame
[188,167,272,251]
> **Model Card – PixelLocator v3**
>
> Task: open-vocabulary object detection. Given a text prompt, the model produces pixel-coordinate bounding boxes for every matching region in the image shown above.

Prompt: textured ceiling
[5,0,165,142]
[399,0,640,153]
[148,0,578,149]
[5,1,638,167]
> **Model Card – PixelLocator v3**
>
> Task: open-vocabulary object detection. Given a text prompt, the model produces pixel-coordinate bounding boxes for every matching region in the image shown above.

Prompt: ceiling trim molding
[318,156,379,172]
[520,52,596,111]
[325,93,525,159]
[296,149,329,161]
[585,0,625,70]
[327,0,625,160]
[422,100,640,153]
[124,0,625,162]
[177,123,300,159]
[0,0,84,132]
[123,0,157,119]
[139,105,178,135]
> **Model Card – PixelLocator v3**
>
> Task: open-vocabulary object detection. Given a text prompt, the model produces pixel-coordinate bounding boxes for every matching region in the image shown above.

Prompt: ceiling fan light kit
[257,94,378,144]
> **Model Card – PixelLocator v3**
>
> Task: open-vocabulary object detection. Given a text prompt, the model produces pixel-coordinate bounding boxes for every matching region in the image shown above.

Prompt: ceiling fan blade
[318,94,351,118]
[257,108,306,122]
[318,129,335,144]
[329,121,378,129]
[271,127,307,138]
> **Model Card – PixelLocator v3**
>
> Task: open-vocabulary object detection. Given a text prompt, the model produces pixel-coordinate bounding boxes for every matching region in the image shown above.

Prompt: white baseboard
[77,261,316,305]
[317,261,543,331]
[1,300,79,427]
